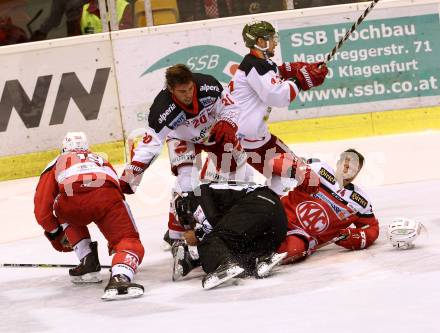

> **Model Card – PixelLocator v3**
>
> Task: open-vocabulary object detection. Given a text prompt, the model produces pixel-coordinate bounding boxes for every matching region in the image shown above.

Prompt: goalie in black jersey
[172,182,288,290]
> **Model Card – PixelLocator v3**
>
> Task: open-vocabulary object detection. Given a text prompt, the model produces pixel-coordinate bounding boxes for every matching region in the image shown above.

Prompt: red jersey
[34,151,121,232]
[281,159,379,249]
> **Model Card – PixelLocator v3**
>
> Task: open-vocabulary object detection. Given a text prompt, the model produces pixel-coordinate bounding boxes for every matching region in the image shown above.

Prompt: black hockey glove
[44,225,72,252]
[175,192,199,227]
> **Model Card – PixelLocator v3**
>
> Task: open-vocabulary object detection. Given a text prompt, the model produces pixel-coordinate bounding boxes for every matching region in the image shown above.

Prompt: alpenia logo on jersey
[158,103,176,124]
[140,45,242,84]
[200,84,220,93]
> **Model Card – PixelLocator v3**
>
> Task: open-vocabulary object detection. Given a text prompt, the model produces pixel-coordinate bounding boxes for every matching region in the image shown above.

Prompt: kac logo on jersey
[296,201,329,234]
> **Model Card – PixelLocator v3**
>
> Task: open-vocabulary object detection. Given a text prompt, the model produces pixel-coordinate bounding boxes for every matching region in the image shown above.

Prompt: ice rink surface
[1,132,439,333]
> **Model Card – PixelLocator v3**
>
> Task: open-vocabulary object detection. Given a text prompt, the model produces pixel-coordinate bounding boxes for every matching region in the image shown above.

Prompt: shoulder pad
[193,73,223,96]
[41,156,59,175]
[349,187,370,209]
[317,166,336,185]
[239,54,278,76]
[148,90,184,132]
[310,160,336,185]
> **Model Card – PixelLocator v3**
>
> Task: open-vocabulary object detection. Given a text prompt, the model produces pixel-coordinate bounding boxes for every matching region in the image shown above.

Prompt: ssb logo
[296,201,329,234]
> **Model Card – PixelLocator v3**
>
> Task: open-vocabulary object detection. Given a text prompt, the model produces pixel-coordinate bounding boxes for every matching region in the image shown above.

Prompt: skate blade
[256,252,288,279]
[71,272,103,284]
[202,266,244,290]
[172,264,184,282]
[101,286,144,301]
[172,246,185,282]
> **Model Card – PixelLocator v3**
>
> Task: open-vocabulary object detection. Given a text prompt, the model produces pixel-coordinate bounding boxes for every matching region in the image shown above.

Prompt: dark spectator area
[1,0,369,46]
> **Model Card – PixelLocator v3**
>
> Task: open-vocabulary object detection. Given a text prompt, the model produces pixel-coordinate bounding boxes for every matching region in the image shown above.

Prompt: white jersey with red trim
[132,73,239,167]
[230,53,298,149]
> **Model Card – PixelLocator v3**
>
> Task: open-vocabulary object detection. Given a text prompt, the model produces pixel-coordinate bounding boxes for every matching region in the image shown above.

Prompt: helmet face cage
[242,21,277,49]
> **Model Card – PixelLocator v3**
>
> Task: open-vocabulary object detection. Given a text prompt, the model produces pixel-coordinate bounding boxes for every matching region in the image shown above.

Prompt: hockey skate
[69,241,102,283]
[101,274,144,301]
[254,252,288,279]
[172,243,200,281]
[202,261,244,290]
[161,230,173,251]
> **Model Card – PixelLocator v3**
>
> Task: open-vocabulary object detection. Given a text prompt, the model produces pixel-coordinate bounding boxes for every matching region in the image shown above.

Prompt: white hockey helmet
[61,132,89,153]
[387,217,422,250]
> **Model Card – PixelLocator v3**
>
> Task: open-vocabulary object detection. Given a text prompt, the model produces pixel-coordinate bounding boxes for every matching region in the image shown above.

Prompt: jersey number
[192,114,207,128]
[143,134,153,144]
[76,153,104,166]
[222,94,234,106]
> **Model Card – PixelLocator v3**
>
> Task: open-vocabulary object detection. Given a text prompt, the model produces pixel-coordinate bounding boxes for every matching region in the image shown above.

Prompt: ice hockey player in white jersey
[120,64,246,240]
[223,20,329,195]
[120,64,241,195]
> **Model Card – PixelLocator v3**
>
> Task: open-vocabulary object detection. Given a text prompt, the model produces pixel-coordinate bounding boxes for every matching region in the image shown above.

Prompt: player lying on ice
[171,149,379,288]
[275,149,379,263]
[172,182,289,290]
[34,132,145,300]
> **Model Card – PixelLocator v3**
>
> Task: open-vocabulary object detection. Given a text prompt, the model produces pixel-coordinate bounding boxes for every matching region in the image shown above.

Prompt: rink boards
[1,0,440,180]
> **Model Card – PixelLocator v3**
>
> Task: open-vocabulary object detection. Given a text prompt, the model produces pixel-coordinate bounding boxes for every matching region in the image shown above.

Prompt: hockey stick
[26,9,43,36]
[0,263,111,269]
[324,0,381,63]
[282,224,370,265]
[282,233,347,264]
[290,0,381,89]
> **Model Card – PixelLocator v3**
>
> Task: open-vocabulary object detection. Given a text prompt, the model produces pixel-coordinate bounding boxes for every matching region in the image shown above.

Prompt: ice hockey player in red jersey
[34,132,145,300]
[223,20,329,195]
[276,149,380,262]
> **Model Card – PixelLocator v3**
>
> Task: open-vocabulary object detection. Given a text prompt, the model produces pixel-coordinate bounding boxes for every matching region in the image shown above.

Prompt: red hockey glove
[271,153,320,195]
[278,62,307,80]
[279,62,328,90]
[44,225,72,252]
[119,161,147,194]
[336,228,367,250]
[295,165,320,195]
[209,119,238,147]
